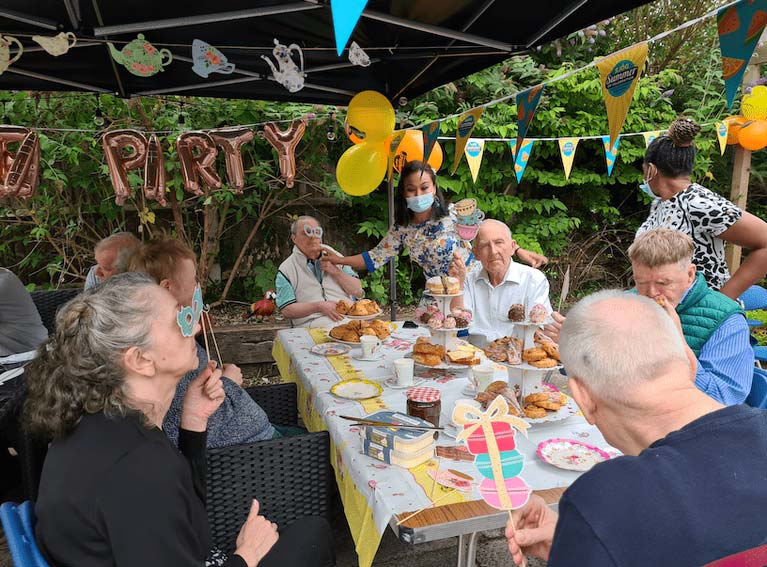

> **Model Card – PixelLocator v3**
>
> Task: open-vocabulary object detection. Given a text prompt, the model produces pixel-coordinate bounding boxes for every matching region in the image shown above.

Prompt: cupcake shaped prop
[452,396,531,512]
[454,198,485,241]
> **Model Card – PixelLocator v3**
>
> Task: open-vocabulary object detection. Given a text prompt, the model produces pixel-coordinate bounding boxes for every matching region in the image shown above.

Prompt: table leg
[456,532,480,567]
[456,534,467,567]
[466,532,479,567]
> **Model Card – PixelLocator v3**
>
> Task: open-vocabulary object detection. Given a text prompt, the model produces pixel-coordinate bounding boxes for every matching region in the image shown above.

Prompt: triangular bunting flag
[422,121,441,166]
[516,85,544,149]
[509,139,535,184]
[451,108,484,174]
[331,0,369,56]
[464,138,485,183]
[387,131,406,182]
[597,42,648,148]
[642,130,664,147]
[717,0,767,108]
[602,136,621,177]
[558,138,580,180]
[715,121,729,156]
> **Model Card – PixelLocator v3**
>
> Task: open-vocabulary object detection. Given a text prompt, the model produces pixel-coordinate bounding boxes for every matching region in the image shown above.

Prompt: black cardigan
[35,411,247,567]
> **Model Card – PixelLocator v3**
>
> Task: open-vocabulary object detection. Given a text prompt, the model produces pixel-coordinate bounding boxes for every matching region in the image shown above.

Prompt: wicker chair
[206,383,332,554]
[30,289,81,334]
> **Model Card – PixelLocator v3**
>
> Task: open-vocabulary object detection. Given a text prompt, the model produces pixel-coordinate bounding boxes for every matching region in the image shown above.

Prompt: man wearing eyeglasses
[276,216,363,328]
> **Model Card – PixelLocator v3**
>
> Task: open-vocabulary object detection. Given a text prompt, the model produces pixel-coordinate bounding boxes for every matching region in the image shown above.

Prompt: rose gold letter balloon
[210,127,254,194]
[262,118,306,188]
[4,131,40,199]
[102,130,148,205]
[144,134,167,206]
[176,131,221,195]
[0,125,30,183]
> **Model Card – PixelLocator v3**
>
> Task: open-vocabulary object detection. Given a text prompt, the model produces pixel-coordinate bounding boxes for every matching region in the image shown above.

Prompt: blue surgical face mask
[406,193,435,213]
[639,180,658,200]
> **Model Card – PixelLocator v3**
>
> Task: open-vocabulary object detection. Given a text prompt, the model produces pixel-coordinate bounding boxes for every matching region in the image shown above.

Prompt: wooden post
[725,59,761,273]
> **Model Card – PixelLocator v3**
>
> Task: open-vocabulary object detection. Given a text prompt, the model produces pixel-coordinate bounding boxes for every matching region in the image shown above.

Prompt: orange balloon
[737,119,767,151]
[391,130,443,172]
[723,115,747,145]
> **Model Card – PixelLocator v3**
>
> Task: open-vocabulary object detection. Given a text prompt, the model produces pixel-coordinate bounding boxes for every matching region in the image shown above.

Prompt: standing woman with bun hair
[636,117,767,299]
[326,160,548,279]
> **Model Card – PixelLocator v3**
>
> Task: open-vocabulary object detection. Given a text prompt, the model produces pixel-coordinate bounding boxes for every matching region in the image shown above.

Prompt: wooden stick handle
[396,489,456,526]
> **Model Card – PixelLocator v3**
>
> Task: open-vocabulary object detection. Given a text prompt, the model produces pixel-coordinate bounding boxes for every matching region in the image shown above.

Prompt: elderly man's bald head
[559,291,690,402]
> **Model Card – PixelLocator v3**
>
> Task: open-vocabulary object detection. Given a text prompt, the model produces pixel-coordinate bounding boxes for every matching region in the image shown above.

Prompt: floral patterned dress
[362,208,475,278]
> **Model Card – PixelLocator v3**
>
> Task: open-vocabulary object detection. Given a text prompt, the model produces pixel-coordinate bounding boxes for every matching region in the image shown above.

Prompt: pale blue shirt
[694,314,754,405]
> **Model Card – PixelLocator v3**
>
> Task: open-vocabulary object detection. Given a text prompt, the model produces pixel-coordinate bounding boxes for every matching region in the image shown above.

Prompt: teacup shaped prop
[454,198,476,217]
[32,32,76,57]
[0,35,23,75]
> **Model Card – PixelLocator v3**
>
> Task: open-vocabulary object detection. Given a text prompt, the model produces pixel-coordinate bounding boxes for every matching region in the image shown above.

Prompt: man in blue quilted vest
[628,228,753,405]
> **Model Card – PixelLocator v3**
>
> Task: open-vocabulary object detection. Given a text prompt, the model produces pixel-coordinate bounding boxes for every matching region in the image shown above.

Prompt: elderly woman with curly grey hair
[25,272,335,567]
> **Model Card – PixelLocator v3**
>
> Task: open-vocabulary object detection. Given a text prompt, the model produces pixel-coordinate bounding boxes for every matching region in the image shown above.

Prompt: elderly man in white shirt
[449,219,551,342]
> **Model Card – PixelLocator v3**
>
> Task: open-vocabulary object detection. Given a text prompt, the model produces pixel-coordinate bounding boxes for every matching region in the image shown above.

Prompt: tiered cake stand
[411,291,470,371]
[503,319,562,398]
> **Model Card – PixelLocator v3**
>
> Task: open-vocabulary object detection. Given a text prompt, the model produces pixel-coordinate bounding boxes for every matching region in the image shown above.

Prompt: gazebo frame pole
[388,174,397,322]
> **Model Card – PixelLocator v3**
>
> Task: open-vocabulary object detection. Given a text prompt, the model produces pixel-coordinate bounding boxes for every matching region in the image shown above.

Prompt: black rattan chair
[30,289,81,335]
[206,382,332,553]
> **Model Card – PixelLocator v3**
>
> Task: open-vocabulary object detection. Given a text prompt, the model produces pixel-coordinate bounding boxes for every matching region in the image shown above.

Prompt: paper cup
[470,365,496,391]
[360,335,381,358]
[393,357,414,386]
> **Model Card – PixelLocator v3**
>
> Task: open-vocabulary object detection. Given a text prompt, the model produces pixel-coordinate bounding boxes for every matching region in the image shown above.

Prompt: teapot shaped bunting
[261,39,305,93]
[108,34,172,77]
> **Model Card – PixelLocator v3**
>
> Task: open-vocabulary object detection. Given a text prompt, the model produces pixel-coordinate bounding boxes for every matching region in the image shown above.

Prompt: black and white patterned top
[637,183,742,290]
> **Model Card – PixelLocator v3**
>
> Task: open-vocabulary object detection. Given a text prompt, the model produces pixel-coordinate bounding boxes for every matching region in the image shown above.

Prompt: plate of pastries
[336,299,383,320]
[328,319,392,344]
[411,337,481,369]
[474,381,577,423]
[484,330,560,369]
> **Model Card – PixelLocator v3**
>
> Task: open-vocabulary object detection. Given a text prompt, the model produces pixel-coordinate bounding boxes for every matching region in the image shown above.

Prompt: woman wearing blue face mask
[636,117,767,299]
[326,160,547,279]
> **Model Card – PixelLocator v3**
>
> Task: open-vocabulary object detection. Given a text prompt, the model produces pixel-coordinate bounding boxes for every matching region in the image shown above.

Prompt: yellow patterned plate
[330,379,384,400]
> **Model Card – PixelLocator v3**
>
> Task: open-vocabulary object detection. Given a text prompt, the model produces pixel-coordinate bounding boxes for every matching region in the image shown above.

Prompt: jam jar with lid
[406,387,441,427]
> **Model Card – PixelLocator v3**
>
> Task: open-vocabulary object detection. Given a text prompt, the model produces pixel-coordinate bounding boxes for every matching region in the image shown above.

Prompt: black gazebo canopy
[0,0,654,105]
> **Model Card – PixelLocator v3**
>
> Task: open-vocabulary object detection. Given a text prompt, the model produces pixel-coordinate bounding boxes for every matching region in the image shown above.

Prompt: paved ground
[333,514,546,567]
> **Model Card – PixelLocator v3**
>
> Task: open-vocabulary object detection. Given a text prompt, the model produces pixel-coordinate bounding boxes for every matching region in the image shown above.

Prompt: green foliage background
[2,0,766,304]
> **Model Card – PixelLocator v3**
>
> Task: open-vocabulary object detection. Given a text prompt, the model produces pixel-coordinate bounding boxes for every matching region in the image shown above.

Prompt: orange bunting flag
[451,108,484,175]
[597,42,648,148]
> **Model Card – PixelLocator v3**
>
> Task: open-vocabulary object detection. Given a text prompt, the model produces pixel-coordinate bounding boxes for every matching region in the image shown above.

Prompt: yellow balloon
[336,143,388,196]
[743,89,767,120]
[346,91,395,144]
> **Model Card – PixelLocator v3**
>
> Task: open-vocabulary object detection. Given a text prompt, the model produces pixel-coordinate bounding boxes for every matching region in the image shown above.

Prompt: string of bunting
[438,121,730,183]
[403,0,753,178]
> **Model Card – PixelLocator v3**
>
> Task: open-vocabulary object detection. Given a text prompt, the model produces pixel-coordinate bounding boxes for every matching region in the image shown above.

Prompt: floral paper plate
[330,379,383,400]
[310,343,351,356]
[536,438,611,471]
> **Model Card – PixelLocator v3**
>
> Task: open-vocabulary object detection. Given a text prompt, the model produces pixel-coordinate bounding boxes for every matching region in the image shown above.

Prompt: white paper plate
[329,379,383,400]
[344,311,384,320]
[537,438,611,471]
[384,376,425,389]
[352,352,384,362]
[523,395,579,424]
[310,343,351,356]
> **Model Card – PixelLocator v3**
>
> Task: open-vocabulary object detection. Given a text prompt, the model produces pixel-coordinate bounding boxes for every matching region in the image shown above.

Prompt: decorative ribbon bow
[452,396,530,441]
